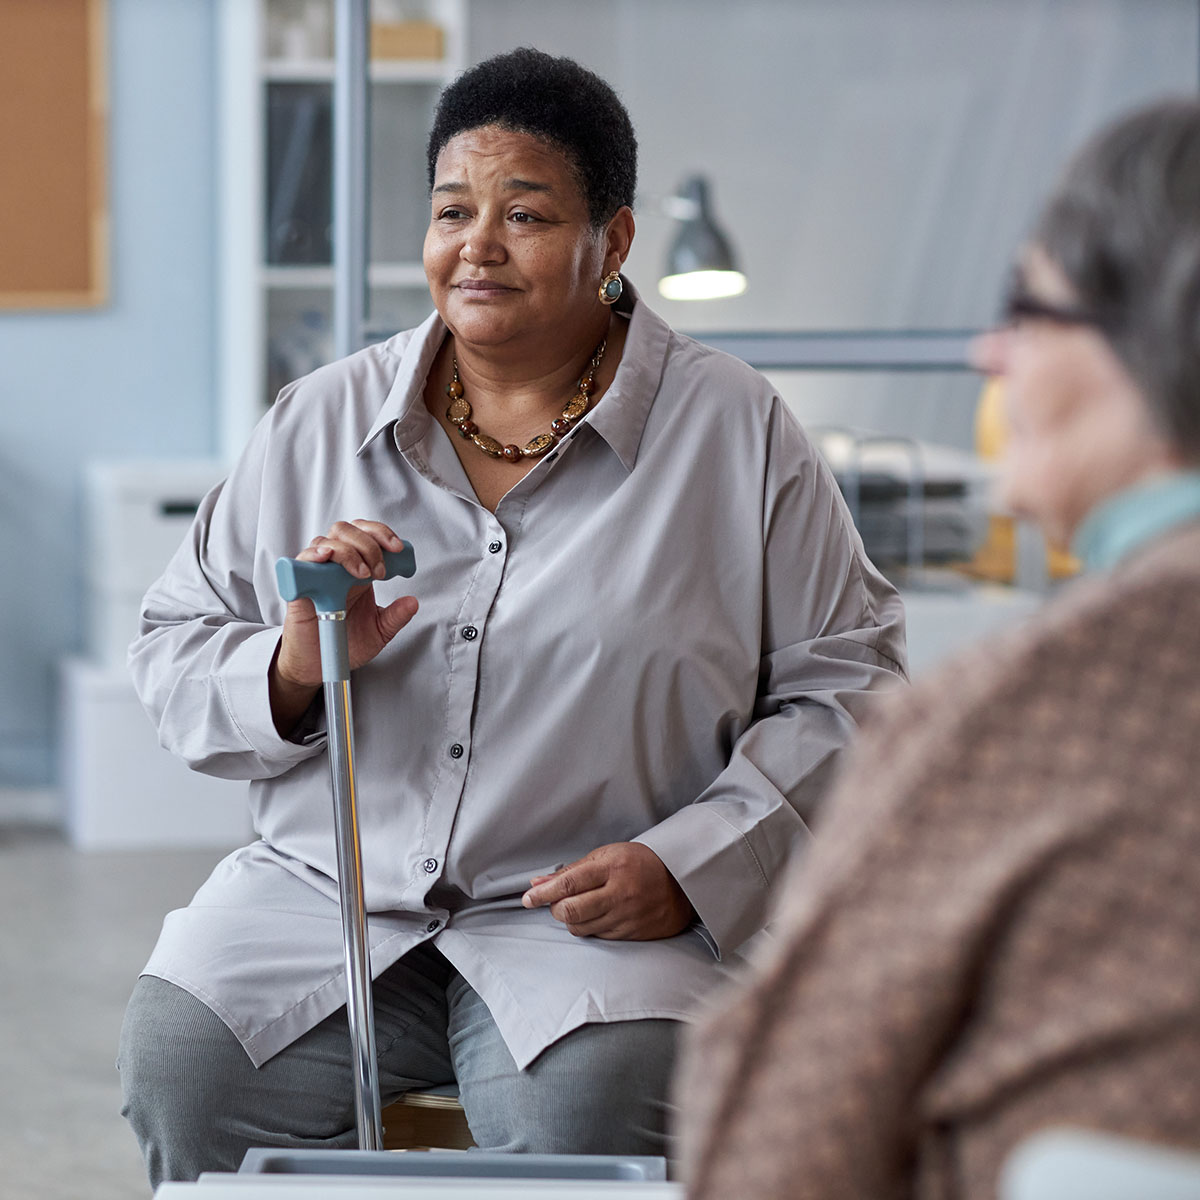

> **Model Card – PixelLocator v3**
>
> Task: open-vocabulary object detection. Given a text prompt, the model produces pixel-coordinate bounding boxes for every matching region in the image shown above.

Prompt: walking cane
[274,543,417,1151]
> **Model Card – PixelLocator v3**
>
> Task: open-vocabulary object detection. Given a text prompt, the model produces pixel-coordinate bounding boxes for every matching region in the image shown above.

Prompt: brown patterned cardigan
[677,521,1200,1200]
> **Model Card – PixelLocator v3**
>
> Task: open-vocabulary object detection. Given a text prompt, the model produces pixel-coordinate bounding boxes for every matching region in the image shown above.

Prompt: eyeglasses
[1000,269,1102,330]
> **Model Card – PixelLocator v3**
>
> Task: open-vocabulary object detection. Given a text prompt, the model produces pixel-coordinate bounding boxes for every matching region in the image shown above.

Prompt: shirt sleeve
[636,399,907,954]
[127,395,329,781]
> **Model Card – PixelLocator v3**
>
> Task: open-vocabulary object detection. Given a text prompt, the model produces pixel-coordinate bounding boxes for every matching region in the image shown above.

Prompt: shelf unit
[217,0,465,461]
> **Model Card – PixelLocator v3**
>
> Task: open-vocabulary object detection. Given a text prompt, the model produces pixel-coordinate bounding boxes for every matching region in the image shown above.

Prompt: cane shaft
[318,614,383,1151]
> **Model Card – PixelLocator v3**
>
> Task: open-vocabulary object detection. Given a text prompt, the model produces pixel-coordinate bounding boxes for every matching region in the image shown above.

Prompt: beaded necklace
[445,340,607,464]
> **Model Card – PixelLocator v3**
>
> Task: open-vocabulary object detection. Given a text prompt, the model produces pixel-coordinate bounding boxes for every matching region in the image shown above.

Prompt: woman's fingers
[355,520,405,550]
[301,520,404,580]
[319,521,379,578]
[377,594,420,642]
[275,521,411,691]
[522,843,694,941]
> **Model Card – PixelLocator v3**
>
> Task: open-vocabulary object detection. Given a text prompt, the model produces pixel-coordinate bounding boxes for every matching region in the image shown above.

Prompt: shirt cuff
[218,627,329,768]
[637,802,804,957]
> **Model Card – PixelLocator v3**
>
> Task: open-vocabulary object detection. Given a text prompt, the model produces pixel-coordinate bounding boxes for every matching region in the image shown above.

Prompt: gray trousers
[118,942,681,1188]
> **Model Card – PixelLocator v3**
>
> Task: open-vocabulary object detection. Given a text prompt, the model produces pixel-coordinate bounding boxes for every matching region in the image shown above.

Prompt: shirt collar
[1071,469,1200,572]
[355,276,671,474]
[358,308,447,456]
[582,277,670,473]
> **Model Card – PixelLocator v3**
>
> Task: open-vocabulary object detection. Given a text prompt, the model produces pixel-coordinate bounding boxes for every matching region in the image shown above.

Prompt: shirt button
[422,858,438,873]
[462,625,478,641]
[488,540,502,554]
[426,919,441,933]
[449,743,464,759]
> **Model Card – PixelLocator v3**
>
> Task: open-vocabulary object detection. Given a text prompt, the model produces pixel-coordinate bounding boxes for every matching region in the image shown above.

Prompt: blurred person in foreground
[118,48,905,1185]
[678,96,1200,1200]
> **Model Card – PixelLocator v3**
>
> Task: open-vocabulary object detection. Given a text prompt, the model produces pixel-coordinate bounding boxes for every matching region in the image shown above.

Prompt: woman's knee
[118,975,255,1183]
[120,975,361,1185]
[457,1016,682,1156]
[120,976,245,1123]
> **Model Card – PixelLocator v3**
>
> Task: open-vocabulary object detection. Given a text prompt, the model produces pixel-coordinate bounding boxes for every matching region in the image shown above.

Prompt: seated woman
[118,48,906,1186]
[678,97,1200,1200]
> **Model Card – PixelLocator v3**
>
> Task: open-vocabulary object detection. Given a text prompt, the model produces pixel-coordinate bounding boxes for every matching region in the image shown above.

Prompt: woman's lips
[455,279,516,296]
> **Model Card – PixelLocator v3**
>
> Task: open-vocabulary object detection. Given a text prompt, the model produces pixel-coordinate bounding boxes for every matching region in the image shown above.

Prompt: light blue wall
[2,0,1196,795]
[0,0,217,786]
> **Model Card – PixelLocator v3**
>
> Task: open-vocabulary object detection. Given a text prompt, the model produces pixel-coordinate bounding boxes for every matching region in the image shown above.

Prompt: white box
[60,658,256,850]
[87,589,151,675]
[84,459,228,664]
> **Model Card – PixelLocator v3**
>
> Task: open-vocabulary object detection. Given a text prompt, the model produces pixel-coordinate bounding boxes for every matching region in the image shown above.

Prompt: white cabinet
[83,459,227,667]
[60,659,255,850]
[218,0,465,460]
[63,460,253,849]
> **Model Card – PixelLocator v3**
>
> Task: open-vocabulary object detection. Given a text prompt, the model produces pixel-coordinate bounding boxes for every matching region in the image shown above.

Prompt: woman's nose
[460,218,506,265]
[968,328,1010,376]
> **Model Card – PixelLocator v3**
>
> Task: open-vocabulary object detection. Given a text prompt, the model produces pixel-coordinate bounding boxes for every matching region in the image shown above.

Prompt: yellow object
[370,20,444,60]
[965,378,1080,582]
[975,375,1008,460]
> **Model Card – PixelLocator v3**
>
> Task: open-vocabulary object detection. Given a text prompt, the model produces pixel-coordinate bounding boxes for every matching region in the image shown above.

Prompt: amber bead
[502,444,523,463]
[446,379,464,399]
[457,419,478,438]
[550,417,571,437]
[579,377,593,394]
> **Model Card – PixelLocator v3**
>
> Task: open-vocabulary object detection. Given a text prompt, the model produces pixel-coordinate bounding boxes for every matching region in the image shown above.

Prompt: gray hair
[1034,96,1200,460]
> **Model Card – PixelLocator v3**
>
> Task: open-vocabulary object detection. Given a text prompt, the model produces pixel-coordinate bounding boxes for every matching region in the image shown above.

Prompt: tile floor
[0,825,236,1200]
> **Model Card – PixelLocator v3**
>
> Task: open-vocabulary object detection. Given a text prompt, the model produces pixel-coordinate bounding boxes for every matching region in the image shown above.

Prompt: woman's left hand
[521,842,695,940]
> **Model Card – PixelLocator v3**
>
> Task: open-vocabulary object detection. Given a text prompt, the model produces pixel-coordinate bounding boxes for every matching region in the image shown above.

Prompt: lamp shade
[658,175,747,301]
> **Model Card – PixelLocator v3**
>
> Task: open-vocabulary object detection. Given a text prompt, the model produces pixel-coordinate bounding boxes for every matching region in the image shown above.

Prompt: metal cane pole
[275,544,416,1151]
[320,609,382,1150]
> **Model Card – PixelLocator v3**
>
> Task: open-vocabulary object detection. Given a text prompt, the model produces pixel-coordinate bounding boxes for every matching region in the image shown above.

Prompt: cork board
[0,0,108,309]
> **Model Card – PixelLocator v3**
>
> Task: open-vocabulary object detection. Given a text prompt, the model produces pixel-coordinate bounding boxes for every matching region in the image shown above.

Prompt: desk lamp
[657,174,747,301]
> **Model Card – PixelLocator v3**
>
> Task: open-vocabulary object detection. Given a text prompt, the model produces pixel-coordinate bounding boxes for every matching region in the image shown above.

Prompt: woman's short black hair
[1035,96,1200,459]
[426,47,638,228]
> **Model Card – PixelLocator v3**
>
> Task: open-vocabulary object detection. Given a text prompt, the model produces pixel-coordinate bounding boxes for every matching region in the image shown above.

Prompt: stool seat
[381,1086,474,1150]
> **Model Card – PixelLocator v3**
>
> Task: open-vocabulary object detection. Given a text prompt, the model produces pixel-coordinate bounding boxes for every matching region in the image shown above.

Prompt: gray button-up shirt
[129,284,907,1069]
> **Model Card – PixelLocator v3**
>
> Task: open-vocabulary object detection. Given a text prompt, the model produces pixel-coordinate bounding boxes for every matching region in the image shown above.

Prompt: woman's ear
[603,206,636,274]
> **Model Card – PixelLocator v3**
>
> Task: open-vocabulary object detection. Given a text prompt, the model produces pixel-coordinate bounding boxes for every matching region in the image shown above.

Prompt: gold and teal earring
[598,271,623,305]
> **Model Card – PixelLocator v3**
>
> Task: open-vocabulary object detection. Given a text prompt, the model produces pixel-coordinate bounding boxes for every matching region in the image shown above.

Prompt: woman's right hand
[269,520,419,736]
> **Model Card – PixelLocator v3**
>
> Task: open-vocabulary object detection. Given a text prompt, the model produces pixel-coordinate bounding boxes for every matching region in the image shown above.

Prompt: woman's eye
[437,208,467,220]
[510,211,539,223]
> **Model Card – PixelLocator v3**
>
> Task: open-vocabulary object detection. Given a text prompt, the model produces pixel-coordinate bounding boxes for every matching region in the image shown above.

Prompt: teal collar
[1072,471,1200,572]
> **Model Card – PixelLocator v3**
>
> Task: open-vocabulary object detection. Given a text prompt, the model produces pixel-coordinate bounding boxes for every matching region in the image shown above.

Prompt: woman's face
[970,247,1176,549]
[424,125,630,355]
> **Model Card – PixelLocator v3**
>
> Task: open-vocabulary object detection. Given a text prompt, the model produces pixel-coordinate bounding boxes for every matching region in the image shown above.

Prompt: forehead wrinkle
[432,177,557,197]
[504,177,554,194]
